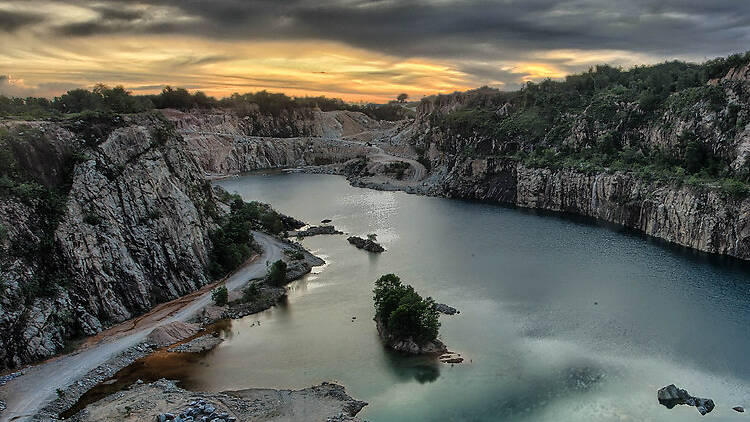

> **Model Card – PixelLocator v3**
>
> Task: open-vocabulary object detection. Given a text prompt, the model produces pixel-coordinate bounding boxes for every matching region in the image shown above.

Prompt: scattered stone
[439,352,465,364]
[657,384,715,415]
[733,406,745,413]
[0,370,23,386]
[347,236,385,253]
[435,303,458,315]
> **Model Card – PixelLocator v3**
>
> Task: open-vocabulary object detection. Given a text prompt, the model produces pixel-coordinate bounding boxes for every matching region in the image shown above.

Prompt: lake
[181,172,750,421]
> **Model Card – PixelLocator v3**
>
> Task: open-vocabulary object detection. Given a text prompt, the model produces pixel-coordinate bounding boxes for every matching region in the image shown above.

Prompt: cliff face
[162,109,390,175]
[405,64,750,260]
[0,114,217,368]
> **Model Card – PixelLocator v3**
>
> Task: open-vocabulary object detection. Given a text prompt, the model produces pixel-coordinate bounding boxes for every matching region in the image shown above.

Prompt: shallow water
[143,173,750,420]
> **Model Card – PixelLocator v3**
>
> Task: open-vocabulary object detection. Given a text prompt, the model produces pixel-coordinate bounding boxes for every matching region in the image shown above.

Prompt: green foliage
[208,198,292,278]
[211,285,228,306]
[1,85,411,121]
[373,274,440,343]
[266,260,287,286]
[242,283,261,302]
[367,233,377,241]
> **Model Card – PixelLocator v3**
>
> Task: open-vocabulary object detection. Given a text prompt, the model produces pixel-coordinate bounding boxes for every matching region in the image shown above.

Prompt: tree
[266,260,287,286]
[211,285,228,306]
[397,93,409,104]
[373,274,440,343]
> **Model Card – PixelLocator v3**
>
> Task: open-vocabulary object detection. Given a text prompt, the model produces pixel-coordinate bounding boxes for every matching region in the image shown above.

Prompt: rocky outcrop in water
[375,317,447,355]
[658,384,715,415]
[290,225,343,237]
[347,236,385,253]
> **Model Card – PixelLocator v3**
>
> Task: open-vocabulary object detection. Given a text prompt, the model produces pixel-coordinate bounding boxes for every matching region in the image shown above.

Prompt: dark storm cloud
[0,9,44,32]
[52,0,750,60]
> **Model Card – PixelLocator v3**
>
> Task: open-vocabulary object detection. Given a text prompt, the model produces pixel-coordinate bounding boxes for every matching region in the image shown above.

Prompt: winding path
[0,232,284,422]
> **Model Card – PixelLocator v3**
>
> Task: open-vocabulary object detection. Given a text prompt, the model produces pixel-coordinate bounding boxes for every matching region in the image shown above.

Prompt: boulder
[657,384,715,415]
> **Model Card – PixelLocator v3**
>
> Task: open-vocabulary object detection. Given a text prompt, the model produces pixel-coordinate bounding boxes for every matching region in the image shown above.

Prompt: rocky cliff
[0,114,218,368]
[401,63,750,260]
[162,109,394,175]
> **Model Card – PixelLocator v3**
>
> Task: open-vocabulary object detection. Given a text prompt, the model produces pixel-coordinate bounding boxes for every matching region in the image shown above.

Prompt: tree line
[0,84,412,121]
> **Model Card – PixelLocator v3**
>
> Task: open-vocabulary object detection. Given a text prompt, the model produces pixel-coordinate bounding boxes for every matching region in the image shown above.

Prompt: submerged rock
[347,236,385,253]
[657,384,715,415]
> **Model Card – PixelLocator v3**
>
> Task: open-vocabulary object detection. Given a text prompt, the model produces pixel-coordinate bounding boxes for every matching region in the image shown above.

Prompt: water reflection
[381,351,441,384]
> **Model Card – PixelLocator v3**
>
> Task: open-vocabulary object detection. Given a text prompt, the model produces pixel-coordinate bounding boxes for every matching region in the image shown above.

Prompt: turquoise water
[194,172,750,421]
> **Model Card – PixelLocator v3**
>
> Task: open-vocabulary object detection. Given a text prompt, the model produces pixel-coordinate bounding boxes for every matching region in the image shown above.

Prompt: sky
[0,0,749,102]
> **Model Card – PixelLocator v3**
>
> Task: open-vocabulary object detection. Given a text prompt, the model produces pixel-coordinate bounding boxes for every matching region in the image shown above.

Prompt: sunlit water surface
[180,173,750,421]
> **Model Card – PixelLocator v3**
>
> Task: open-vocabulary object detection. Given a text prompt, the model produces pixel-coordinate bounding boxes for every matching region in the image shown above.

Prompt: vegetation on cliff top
[427,51,750,197]
[0,84,412,121]
[373,274,440,343]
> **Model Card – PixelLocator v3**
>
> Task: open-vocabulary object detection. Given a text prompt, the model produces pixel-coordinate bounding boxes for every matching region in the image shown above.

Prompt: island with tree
[372,274,447,354]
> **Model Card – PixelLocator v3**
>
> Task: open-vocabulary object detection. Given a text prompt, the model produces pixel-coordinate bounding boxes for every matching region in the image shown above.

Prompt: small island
[373,274,447,354]
[348,233,385,253]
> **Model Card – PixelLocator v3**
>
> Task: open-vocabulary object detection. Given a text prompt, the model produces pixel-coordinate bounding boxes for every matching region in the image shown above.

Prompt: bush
[266,260,287,286]
[373,274,440,343]
[242,283,260,302]
[211,285,228,306]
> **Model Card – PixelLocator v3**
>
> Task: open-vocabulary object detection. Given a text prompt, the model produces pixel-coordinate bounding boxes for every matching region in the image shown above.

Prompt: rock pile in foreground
[68,379,367,422]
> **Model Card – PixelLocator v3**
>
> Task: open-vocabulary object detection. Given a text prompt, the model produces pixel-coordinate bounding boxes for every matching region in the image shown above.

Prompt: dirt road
[0,231,284,422]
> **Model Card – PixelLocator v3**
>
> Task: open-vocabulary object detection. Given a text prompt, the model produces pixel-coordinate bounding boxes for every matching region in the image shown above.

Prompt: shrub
[211,285,228,306]
[373,274,440,343]
[242,283,260,302]
[266,260,287,286]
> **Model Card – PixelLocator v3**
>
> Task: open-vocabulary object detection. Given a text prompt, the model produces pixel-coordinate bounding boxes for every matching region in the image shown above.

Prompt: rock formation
[374,317,447,355]
[290,225,343,237]
[347,236,385,253]
[657,384,715,415]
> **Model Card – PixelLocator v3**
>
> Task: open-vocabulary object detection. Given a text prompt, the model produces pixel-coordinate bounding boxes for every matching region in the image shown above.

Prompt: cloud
[0,75,80,97]
[0,9,44,32]
[2,0,750,100]
[48,0,750,60]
